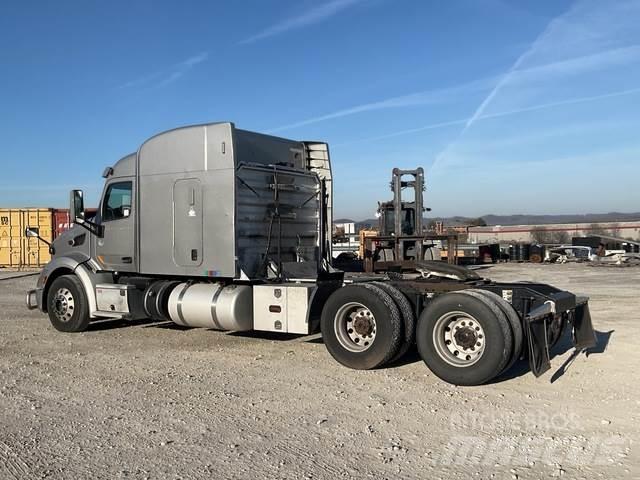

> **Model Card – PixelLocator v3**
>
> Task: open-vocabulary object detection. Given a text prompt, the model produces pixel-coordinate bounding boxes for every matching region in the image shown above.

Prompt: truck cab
[378,201,417,237]
[28,122,336,332]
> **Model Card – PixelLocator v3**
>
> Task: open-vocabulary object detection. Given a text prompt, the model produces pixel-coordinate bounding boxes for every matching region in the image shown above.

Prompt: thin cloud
[333,118,468,147]
[430,0,640,173]
[239,0,363,45]
[511,44,640,84]
[455,119,628,153]
[156,71,184,88]
[443,145,640,173]
[181,52,208,67]
[270,41,640,135]
[480,87,640,121]
[334,87,640,147]
[268,76,495,133]
[118,51,209,89]
[426,2,568,171]
[118,71,165,90]
[461,4,568,131]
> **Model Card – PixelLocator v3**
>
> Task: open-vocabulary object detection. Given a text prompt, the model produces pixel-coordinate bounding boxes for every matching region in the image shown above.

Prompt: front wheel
[47,275,90,332]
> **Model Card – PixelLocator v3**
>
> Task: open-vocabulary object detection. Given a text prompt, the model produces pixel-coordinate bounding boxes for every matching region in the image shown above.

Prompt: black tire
[372,282,415,363]
[47,275,90,333]
[155,281,181,321]
[416,291,513,386]
[463,289,523,376]
[321,284,403,370]
[143,282,163,319]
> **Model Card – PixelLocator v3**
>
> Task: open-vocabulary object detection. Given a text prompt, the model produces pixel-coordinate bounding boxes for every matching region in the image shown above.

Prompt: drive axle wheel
[321,284,402,370]
[432,311,486,366]
[417,291,512,386]
[335,302,377,352]
[47,275,90,333]
[468,289,524,375]
[372,282,416,363]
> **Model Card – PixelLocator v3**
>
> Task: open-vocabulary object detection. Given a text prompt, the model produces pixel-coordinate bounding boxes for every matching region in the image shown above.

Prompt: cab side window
[102,182,132,222]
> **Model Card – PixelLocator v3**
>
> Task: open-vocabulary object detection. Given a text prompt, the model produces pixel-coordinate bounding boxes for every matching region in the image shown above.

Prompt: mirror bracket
[75,218,104,238]
[24,228,55,255]
[70,189,104,238]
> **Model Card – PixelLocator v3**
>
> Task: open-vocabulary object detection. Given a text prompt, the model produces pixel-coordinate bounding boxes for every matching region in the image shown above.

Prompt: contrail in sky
[428,6,570,173]
[333,86,640,147]
[239,0,362,44]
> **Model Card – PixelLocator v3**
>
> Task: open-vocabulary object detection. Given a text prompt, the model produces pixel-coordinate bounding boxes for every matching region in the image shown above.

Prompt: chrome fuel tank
[167,283,253,331]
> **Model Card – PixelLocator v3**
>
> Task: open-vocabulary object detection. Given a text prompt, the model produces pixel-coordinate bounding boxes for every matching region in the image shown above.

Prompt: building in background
[467,221,640,244]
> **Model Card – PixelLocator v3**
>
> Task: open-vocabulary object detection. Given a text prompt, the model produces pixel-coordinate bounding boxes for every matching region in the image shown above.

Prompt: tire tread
[320,284,402,370]
[47,274,90,333]
[372,282,415,363]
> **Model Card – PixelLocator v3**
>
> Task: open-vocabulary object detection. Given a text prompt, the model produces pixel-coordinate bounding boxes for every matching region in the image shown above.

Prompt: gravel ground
[0,264,637,479]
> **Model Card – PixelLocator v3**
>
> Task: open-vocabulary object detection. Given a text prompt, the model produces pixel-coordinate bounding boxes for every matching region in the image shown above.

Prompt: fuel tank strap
[176,283,190,324]
[209,285,224,330]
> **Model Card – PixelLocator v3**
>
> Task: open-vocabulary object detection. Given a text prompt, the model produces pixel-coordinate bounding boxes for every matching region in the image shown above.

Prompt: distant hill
[472,212,640,226]
[335,212,640,230]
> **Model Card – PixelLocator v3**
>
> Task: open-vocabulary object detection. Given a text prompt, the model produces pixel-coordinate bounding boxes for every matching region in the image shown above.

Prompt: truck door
[173,178,203,267]
[96,179,136,272]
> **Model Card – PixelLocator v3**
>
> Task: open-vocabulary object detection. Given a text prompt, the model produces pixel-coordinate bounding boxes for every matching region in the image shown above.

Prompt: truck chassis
[28,260,596,386]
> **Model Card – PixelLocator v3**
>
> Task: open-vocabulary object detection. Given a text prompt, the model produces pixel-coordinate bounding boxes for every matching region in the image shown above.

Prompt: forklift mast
[392,167,424,237]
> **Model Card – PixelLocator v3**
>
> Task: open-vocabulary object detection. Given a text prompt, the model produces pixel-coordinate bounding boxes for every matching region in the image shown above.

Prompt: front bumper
[26,289,38,309]
[26,288,44,311]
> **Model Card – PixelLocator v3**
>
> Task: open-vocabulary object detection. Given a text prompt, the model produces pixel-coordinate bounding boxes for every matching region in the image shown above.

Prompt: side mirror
[70,189,85,223]
[25,227,39,237]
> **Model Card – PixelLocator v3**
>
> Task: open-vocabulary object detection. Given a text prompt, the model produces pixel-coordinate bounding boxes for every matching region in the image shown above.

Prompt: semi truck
[25,122,596,385]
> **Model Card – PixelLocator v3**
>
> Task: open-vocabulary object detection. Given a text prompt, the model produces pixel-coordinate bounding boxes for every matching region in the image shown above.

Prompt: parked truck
[26,122,596,385]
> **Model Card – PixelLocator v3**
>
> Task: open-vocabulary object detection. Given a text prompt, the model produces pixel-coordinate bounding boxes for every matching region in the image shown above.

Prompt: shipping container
[52,208,98,239]
[53,209,70,239]
[0,208,53,268]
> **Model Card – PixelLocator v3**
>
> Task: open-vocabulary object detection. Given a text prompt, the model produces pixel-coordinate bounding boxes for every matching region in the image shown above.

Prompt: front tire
[321,284,402,370]
[416,291,512,386]
[47,275,90,333]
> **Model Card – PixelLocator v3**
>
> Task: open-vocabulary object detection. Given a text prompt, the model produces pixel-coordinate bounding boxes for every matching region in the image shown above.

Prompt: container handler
[26,123,596,385]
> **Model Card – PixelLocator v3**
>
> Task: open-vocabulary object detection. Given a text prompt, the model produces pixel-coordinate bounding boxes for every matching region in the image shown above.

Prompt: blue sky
[1,0,639,219]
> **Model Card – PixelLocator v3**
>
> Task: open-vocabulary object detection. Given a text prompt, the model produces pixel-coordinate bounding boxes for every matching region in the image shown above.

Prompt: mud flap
[525,297,596,378]
[572,300,597,351]
[525,316,551,377]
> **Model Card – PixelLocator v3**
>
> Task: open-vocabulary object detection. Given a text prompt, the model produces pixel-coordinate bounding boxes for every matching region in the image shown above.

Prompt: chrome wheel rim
[52,287,75,322]
[334,302,377,352]
[433,311,485,367]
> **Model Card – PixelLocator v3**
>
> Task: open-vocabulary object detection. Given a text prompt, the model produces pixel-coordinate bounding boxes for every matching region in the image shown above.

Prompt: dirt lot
[0,264,637,479]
